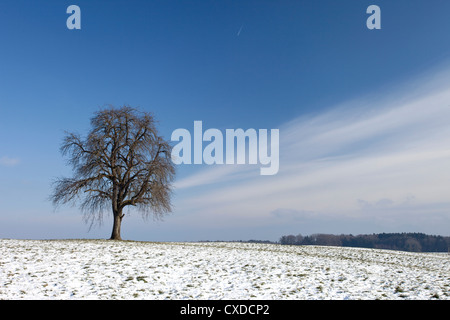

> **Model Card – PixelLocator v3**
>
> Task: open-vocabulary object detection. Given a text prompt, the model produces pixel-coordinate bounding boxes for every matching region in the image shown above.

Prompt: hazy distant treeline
[279,232,450,252]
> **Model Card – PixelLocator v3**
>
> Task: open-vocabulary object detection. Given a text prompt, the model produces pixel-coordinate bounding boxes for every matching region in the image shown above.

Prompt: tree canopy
[51,106,175,240]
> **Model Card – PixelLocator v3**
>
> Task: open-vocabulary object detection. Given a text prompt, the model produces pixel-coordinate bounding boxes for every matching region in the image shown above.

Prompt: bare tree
[51,106,175,240]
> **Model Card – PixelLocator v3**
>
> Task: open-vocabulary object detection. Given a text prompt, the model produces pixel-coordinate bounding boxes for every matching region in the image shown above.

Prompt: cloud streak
[172,65,450,235]
[0,156,20,167]
[237,25,243,37]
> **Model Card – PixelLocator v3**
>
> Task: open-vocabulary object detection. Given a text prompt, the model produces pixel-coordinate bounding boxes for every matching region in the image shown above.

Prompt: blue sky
[1,0,450,241]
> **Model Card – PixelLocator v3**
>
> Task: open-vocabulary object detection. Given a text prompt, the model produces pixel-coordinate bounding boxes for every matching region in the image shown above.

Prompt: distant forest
[278,232,450,252]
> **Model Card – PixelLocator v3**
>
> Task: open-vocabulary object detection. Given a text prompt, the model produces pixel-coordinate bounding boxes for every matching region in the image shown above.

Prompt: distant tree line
[279,233,450,252]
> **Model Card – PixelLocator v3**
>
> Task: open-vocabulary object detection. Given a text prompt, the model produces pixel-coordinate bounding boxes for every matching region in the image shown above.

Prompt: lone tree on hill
[51,106,175,240]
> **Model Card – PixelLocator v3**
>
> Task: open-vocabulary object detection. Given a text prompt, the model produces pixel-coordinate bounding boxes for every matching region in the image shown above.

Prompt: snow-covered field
[0,238,449,300]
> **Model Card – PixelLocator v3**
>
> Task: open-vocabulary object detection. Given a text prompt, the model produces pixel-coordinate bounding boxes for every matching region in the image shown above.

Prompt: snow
[0,239,449,300]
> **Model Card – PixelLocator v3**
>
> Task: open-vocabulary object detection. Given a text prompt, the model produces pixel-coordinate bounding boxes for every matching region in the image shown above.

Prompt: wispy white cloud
[0,156,20,167]
[174,164,252,190]
[237,25,243,36]
[172,65,450,234]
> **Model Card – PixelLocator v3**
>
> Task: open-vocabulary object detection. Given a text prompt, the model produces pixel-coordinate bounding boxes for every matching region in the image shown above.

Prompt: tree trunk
[110,210,124,240]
